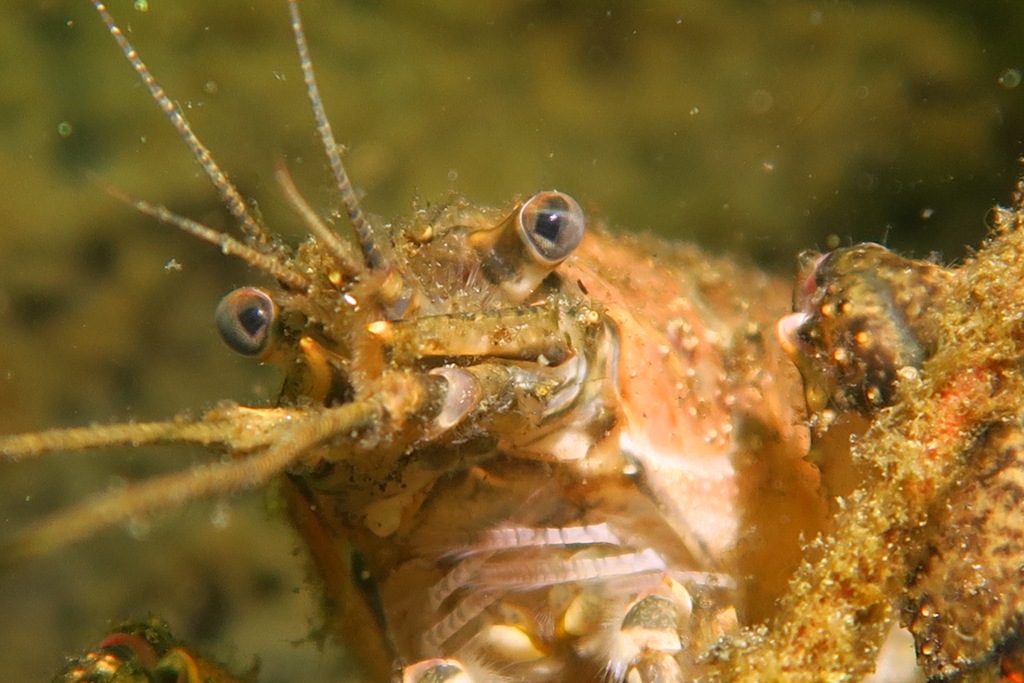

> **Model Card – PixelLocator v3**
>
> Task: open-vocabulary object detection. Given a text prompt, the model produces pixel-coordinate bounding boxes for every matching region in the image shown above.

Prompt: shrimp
[3,2,819,681]
[2,2,1020,682]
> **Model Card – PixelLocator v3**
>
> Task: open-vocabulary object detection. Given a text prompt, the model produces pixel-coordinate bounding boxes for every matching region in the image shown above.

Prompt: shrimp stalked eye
[517,191,586,265]
[470,190,587,302]
[215,287,279,358]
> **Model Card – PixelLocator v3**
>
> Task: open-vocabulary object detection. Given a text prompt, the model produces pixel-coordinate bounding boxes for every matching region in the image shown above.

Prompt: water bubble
[748,89,774,114]
[998,68,1021,89]
[984,206,1014,231]
[210,501,232,530]
[126,517,151,540]
[57,121,73,138]
[134,0,150,12]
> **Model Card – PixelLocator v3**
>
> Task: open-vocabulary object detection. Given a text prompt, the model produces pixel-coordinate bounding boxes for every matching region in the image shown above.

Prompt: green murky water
[0,1,1021,680]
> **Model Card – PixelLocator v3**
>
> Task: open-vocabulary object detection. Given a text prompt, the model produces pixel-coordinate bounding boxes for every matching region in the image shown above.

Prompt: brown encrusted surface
[905,421,1024,680]
[708,184,1024,681]
[791,244,954,415]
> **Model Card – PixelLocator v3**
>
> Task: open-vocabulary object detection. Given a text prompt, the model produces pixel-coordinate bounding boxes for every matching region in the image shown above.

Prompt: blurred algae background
[0,1,1022,680]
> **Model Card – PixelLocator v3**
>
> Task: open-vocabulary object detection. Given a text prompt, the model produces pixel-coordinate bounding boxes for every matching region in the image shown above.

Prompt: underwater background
[0,1,1022,680]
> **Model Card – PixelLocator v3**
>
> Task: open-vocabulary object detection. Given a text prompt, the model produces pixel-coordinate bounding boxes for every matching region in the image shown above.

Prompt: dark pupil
[238,303,268,337]
[534,210,563,243]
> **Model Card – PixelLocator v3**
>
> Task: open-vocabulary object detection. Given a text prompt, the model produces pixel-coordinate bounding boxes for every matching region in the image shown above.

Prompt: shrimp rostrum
[3,2,821,681]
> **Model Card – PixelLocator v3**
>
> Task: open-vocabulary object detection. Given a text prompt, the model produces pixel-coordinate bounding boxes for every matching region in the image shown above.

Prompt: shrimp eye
[517,191,585,265]
[215,287,278,358]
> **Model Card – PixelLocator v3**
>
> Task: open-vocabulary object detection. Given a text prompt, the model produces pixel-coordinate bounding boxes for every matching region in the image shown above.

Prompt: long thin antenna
[274,160,362,276]
[99,181,311,291]
[286,0,386,270]
[2,399,381,566]
[89,1,272,247]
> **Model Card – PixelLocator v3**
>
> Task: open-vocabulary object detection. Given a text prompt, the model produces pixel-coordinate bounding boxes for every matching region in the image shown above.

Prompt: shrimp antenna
[0,400,383,566]
[274,159,362,276]
[98,179,311,291]
[89,1,272,247]
[286,0,387,271]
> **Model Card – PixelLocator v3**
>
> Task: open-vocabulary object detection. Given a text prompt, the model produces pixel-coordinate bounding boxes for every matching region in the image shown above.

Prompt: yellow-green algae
[709,182,1024,681]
